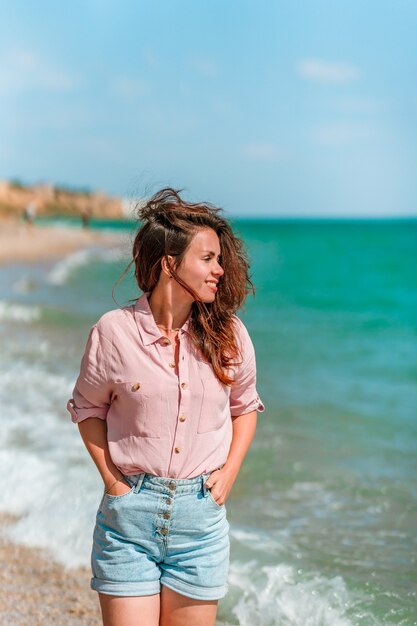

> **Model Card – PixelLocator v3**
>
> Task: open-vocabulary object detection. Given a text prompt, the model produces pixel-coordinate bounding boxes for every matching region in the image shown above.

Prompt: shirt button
[174,447,181,454]
[162,338,171,346]
[169,362,176,368]
[180,382,188,389]
[179,415,186,422]
[131,383,141,391]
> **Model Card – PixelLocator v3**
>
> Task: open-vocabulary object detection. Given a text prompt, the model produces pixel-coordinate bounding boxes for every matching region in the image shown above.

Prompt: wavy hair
[116,187,255,385]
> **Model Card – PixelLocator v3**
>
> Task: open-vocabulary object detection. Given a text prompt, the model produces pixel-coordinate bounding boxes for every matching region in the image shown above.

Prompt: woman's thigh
[160,585,218,626]
[98,592,160,626]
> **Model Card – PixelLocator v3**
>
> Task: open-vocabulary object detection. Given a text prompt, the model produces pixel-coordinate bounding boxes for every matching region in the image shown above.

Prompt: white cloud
[240,142,282,160]
[296,59,360,84]
[190,58,218,78]
[339,97,386,114]
[312,122,372,144]
[143,46,160,69]
[110,76,151,99]
[0,47,76,93]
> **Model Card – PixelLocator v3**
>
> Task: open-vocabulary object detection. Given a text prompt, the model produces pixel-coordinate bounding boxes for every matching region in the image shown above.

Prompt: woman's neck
[147,287,192,332]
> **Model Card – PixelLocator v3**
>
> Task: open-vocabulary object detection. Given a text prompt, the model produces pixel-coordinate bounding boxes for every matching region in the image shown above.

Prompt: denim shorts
[90,470,230,601]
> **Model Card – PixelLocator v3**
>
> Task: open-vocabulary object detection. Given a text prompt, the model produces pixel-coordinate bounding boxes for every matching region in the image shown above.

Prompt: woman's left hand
[204,466,238,506]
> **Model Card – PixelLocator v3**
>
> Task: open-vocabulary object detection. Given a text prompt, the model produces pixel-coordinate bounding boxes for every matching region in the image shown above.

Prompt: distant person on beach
[23,201,37,226]
[81,206,92,229]
[67,187,265,626]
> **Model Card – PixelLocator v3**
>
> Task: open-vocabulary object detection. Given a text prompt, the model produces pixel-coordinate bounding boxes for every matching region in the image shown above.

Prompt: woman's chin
[194,291,216,304]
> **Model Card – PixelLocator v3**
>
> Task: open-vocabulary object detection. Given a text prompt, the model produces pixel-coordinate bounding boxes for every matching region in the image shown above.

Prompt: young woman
[67,188,265,626]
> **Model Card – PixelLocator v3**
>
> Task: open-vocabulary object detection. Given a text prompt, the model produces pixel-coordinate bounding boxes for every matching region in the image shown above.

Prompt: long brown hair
[118,187,255,385]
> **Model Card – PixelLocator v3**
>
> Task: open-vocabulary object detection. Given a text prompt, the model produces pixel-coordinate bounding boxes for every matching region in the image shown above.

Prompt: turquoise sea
[0,217,416,625]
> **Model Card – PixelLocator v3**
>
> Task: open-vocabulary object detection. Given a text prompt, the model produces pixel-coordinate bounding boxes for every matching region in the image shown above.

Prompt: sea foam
[0,300,41,323]
[47,246,125,286]
[229,560,382,626]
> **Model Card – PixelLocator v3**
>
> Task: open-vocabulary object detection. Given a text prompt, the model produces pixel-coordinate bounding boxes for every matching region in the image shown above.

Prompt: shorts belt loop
[134,472,146,494]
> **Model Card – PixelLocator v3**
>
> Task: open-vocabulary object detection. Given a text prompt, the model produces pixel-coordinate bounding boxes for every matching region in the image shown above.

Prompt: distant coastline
[0,178,126,220]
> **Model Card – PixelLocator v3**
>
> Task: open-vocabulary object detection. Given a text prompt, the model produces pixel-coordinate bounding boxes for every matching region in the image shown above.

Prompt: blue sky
[1,0,416,217]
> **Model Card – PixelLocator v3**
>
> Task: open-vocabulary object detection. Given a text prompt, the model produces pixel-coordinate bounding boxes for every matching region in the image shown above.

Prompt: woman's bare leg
[159,585,218,626]
[98,592,160,626]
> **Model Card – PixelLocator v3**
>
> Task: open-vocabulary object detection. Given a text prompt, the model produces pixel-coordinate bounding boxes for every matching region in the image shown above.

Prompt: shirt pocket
[112,381,162,438]
[197,363,230,434]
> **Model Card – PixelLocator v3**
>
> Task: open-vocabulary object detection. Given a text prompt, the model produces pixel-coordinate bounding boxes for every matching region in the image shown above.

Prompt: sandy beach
[0,217,125,264]
[0,515,101,626]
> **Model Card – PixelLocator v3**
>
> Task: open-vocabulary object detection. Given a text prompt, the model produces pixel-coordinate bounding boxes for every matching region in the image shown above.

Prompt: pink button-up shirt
[67,292,265,479]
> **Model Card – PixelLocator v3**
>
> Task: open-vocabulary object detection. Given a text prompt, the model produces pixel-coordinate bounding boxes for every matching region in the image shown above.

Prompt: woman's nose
[215,262,224,276]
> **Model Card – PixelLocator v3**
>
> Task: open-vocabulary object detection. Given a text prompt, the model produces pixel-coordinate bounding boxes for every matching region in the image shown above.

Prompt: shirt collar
[134,291,192,346]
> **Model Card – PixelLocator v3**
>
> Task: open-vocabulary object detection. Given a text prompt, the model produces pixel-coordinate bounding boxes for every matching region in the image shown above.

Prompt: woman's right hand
[105,478,132,496]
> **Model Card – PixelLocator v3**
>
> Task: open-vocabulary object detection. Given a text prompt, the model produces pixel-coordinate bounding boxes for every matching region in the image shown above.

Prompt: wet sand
[0,218,125,264]
[0,513,101,626]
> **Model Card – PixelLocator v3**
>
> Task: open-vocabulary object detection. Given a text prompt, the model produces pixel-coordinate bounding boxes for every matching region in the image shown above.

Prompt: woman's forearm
[223,410,257,477]
[77,417,125,489]
[205,411,257,505]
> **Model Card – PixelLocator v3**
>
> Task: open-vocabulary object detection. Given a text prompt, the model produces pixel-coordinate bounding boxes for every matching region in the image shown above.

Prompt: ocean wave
[47,246,123,286]
[0,354,103,569]
[230,527,285,555]
[47,249,92,286]
[229,560,382,626]
[0,446,102,569]
[0,301,41,323]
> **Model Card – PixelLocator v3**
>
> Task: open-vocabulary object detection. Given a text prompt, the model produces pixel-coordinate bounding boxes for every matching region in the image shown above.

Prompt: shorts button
[166,498,172,505]
[169,482,175,490]
[163,512,170,519]
[160,528,168,535]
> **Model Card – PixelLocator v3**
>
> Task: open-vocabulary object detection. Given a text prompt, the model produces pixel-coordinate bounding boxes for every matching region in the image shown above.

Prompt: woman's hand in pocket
[204,466,238,506]
[105,478,132,496]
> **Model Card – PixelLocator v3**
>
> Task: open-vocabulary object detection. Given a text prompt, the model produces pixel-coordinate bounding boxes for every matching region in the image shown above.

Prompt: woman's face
[174,227,224,303]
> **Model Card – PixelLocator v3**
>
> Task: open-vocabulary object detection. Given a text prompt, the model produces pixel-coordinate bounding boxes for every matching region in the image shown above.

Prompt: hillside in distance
[0,179,125,220]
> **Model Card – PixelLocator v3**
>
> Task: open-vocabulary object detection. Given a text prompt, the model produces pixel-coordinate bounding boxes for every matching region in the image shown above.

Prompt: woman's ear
[161,255,174,278]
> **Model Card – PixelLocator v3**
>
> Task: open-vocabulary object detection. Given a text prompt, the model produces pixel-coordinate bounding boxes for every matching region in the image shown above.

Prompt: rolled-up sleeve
[67,324,112,424]
[230,317,265,417]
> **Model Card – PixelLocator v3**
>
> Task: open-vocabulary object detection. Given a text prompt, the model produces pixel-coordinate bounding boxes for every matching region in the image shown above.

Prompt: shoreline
[0,513,101,625]
[0,217,126,265]
[0,218,123,624]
